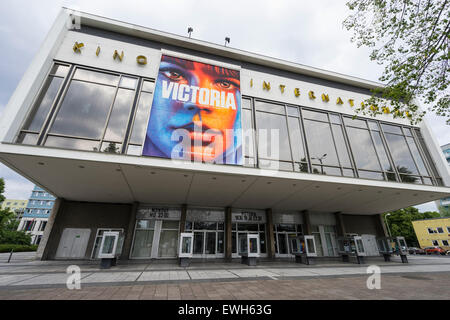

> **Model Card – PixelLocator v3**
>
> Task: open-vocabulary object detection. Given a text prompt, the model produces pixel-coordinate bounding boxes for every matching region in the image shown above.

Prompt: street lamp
[311,154,327,174]
[384,213,392,238]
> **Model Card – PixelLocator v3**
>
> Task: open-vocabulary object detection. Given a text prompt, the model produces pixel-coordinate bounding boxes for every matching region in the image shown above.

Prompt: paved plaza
[0,253,449,300]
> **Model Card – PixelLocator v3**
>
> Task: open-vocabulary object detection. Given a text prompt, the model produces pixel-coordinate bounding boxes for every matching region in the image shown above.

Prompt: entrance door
[56,228,91,259]
[131,220,179,259]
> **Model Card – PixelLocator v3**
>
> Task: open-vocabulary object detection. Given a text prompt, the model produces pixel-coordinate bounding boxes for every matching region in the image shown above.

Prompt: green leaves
[344,0,450,124]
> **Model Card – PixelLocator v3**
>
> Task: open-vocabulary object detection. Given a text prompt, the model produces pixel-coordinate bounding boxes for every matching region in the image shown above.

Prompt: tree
[344,0,450,125]
[0,178,32,245]
[383,207,440,246]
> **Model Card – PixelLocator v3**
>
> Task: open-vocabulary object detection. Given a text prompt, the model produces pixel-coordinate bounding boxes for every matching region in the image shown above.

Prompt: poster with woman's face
[143,55,242,165]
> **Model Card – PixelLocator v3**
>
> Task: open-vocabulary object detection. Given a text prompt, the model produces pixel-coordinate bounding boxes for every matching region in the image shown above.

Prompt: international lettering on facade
[234,211,262,222]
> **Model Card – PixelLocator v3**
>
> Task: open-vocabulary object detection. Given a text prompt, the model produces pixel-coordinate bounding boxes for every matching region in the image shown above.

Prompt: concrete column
[335,212,346,237]
[180,204,187,234]
[120,202,139,260]
[375,214,389,237]
[225,207,232,261]
[302,210,312,235]
[266,208,276,259]
[35,198,64,261]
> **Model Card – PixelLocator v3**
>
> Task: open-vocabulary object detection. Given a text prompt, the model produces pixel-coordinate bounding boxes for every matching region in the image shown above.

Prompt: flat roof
[67,7,384,91]
[413,216,450,222]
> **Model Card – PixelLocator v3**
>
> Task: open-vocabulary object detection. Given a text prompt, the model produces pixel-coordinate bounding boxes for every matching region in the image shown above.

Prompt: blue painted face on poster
[143,55,242,165]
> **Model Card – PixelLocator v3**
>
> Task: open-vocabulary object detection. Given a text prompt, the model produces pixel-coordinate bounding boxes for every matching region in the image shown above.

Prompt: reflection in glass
[242,109,255,158]
[384,133,419,174]
[304,119,339,166]
[278,233,287,254]
[371,131,392,171]
[287,117,306,162]
[346,127,382,171]
[104,88,135,142]
[44,136,99,151]
[158,230,178,257]
[406,137,429,176]
[131,230,153,258]
[50,81,116,139]
[255,101,285,114]
[73,69,119,86]
[24,77,63,132]
[331,124,352,167]
[130,92,153,145]
[194,232,204,254]
[205,232,216,254]
[256,112,292,161]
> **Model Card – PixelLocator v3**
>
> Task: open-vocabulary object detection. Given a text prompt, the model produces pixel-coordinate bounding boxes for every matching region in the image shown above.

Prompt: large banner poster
[143,55,242,165]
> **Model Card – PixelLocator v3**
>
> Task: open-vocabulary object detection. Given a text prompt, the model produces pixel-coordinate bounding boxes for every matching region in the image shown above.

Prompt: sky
[0,0,448,211]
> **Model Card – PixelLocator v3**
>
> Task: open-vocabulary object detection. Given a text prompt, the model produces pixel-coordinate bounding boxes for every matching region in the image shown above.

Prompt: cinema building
[0,9,449,261]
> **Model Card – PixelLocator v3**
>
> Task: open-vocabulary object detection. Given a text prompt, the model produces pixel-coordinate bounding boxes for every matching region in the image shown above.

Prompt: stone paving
[0,253,449,299]
[0,273,448,300]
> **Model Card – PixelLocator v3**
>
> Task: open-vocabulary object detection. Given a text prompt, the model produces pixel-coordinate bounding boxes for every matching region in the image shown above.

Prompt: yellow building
[412,217,450,251]
[0,199,28,219]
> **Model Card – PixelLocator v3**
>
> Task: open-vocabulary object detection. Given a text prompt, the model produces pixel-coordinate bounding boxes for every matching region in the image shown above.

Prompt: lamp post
[311,154,327,174]
[384,213,392,238]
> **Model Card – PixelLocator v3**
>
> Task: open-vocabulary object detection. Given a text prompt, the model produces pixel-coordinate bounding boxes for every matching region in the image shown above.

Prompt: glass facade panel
[346,127,381,171]
[103,88,135,142]
[331,124,352,167]
[381,124,403,135]
[17,133,38,145]
[371,131,392,171]
[255,101,285,114]
[72,68,119,86]
[406,137,429,176]
[287,117,306,162]
[44,136,99,151]
[304,120,339,166]
[129,92,153,145]
[384,133,419,175]
[256,112,292,161]
[242,98,252,110]
[302,110,328,122]
[287,106,299,117]
[358,170,384,181]
[24,77,64,132]
[50,81,117,139]
[344,117,367,129]
[50,64,70,77]
[242,109,255,159]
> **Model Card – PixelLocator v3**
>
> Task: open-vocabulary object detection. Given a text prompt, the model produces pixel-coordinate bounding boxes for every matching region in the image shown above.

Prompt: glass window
[329,114,341,124]
[44,136,100,152]
[103,88,136,142]
[437,227,444,233]
[129,91,153,145]
[312,166,342,176]
[72,68,119,86]
[256,112,292,161]
[50,64,70,77]
[371,131,393,171]
[255,101,285,114]
[303,119,339,166]
[358,170,385,181]
[23,77,64,132]
[17,133,38,145]
[162,220,179,229]
[137,220,155,229]
[141,81,154,93]
[119,77,138,90]
[49,80,117,139]
[302,110,328,122]
[242,98,252,110]
[287,117,306,162]
[331,124,352,167]
[381,124,403,135]
[238,224,259,232]
[406,137,429,176]
[194,222,217,230]
[346,127,382,171]
[242,109,255,159]
[287,106,299,117]
[344,117,367,129]
[276,224,296,232]
[384,133,419,175]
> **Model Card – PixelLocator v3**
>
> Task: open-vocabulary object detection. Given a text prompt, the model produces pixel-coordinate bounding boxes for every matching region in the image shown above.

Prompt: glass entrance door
[131,219,179,259]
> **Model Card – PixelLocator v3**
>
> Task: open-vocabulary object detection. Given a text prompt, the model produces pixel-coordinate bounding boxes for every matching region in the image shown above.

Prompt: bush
[0,244,38,253]
[0,230,32,245]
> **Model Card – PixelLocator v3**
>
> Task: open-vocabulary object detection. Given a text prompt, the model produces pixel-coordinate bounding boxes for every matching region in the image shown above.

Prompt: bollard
[7,249,14,263]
